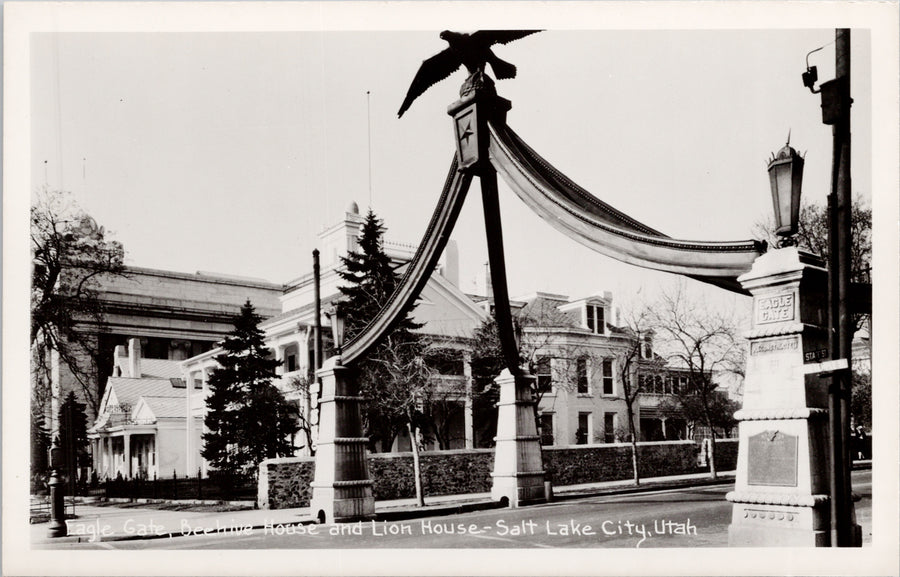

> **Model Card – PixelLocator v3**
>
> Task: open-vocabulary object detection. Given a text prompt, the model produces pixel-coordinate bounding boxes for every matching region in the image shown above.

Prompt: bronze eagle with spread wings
[397,30,542,118]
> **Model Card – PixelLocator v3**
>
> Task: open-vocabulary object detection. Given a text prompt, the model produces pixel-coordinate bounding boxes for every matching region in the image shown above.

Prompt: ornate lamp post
[325,302,345,356]
[47,440,67,537]
[767,139,805,246]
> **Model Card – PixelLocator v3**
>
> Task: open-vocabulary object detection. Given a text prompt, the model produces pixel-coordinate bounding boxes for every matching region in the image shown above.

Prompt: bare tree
[287,374,318,456]
[363,334,440,507]
[31,189,126,418]
[647,282,746,479]
[611,304,666,486]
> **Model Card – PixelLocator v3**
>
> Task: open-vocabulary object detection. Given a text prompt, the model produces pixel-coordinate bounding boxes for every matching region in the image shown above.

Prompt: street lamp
[767,137,805,246]
[47,440,67,537]
[325,302,346,357]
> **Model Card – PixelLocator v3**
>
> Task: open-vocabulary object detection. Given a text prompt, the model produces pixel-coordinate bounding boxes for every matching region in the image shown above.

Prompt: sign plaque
[747,431,799,487]
[750,336,799,356]
[755,292,795,325]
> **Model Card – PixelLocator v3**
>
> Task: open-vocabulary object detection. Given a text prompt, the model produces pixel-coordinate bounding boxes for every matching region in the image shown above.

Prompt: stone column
[463,352,474,450]
[309,357,374,523]
[727,247,858,546]
[491,369,546,506]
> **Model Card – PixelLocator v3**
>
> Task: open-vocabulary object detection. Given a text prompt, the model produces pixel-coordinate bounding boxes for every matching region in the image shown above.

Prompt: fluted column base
[309,357,375,523]
[490,369,546,507]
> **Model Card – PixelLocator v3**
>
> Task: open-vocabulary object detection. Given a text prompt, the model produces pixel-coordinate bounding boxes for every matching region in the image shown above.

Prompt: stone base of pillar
[310,483,375,524]
[309,357,375,523]
[729,516,829,547]
[490,369,546,507]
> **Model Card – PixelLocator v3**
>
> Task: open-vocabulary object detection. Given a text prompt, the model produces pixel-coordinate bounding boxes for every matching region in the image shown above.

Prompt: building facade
[83,203,739,480]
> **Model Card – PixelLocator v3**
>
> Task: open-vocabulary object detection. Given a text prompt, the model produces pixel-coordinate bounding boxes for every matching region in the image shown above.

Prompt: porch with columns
[90,427,158,480]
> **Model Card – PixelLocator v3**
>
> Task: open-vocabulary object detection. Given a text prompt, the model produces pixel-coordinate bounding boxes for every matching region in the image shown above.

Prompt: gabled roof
[139,359,183,379]
[104,377,186,408]
[517,294,581,329]
[139,396,187,419]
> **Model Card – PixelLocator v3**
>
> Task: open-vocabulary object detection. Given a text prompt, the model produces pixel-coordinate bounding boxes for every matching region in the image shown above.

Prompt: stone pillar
[309,357,374,523]
[463,352,474,450]
[727,247,857,546]
[491,369,546,506]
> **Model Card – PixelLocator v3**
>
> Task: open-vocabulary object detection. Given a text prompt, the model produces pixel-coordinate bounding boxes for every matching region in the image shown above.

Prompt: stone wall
[258,456,315,510]
[258,441,735,509]
[542,441,698,485]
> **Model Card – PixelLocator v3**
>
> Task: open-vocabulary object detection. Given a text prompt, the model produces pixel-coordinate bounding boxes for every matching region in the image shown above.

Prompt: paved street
[40,470,871,550]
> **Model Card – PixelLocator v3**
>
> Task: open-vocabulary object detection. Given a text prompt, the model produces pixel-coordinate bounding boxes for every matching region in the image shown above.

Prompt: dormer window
[586,304,606,334]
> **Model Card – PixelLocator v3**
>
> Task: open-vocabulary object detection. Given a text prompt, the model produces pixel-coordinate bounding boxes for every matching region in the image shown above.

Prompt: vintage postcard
[4,2,898,576]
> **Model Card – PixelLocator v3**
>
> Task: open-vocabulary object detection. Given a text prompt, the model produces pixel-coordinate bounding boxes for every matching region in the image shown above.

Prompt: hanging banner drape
[488,121,763,294]
[342,117,765,365]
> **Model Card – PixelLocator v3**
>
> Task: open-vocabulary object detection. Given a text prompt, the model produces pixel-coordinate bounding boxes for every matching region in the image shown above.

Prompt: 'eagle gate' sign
[755,293,795,325]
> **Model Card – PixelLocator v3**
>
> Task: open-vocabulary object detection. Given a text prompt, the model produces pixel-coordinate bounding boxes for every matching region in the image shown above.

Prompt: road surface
[39,470,872,550]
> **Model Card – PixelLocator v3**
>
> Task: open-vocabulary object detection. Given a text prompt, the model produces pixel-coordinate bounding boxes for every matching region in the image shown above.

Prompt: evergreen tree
[202,300,298,478]
[335,209,424,452]
[57,390,89,478]
[337,210,422,340]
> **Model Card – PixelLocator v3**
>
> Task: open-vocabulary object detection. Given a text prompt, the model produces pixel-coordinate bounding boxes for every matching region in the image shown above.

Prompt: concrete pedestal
[309,357,374,523]
[727,247,859,546]
[491,369,546,507]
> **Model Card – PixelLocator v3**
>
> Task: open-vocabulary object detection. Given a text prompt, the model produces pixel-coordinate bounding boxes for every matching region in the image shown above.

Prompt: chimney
[439,240,460,287]
[128,338,142,378]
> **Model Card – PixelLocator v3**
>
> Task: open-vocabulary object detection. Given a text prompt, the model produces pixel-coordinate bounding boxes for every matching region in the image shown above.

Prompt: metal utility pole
[827,28,858,547]
[313,248,323,372]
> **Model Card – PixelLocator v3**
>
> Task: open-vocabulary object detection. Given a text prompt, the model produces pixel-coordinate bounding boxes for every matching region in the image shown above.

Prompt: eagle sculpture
[397,30,542,118]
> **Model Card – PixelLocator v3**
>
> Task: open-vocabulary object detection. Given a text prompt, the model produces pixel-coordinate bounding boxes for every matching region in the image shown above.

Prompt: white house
[87,339,188,479]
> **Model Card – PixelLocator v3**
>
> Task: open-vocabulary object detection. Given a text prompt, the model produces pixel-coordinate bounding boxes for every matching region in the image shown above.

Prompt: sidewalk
[32,469,740,545]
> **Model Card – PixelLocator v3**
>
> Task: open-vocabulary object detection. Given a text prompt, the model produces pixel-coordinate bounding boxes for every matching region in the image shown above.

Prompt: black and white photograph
[4,2,899,575]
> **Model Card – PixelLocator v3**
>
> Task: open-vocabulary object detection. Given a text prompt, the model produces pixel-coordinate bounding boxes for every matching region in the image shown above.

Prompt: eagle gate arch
[309,42,848,547]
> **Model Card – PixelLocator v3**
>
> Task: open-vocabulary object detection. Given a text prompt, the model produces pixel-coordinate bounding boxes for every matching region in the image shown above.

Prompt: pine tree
[202,300,298,478]
[335,209,425,452]
[57,390,89,478]
[337,209,422,340]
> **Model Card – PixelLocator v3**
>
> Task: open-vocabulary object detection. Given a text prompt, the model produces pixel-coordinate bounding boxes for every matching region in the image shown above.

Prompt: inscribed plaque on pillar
[747,430,799,487]
[755,292,795,325]
[749,336,799,356]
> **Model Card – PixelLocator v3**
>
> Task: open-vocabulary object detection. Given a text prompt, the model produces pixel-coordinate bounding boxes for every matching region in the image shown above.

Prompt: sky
[27,10,874,319]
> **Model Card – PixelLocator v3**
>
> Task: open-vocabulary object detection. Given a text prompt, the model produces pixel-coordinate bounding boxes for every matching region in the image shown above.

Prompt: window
[286,353,297,373]
[603,412,617,443]
[426,349,465,375]
[576,357,589,394]
[601,359,614,395]
[539,413,555,446]
[536,357,552,393]
[576,412,591,445]
[586,305,606,334]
